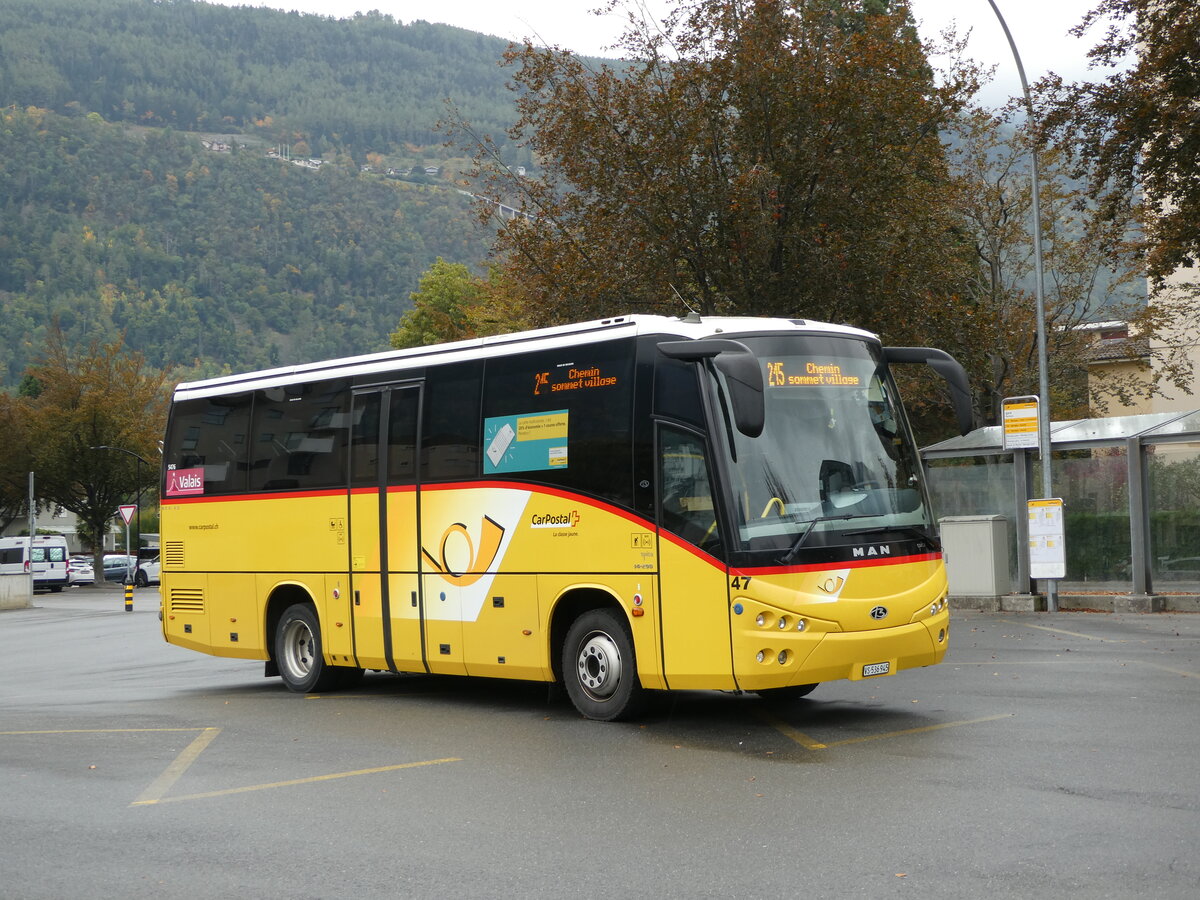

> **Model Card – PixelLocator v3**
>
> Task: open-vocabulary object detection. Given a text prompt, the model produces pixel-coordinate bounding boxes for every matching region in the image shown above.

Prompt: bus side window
[387,388,419,485]
[165,393,252,495]
[653,354,704,426]
[481,339,635,507]
[422,362,482,482]
[658,426,721,554]
[249,379,350,492]
[349,393,381,487]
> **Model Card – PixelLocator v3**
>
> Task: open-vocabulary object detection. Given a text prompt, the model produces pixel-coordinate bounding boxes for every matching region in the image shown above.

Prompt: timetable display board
[1002,396,1040,451]
[1028,497,1066,580]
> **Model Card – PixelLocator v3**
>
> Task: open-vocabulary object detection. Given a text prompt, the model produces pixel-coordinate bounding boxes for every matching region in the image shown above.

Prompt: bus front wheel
[562,609,644,721]
[275,602,347,693]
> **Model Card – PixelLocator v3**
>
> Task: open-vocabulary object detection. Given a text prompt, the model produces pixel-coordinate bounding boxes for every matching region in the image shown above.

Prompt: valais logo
[166,467,205,496]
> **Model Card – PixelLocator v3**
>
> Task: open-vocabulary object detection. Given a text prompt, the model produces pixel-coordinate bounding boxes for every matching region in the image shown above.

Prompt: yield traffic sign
[118,504,137,525]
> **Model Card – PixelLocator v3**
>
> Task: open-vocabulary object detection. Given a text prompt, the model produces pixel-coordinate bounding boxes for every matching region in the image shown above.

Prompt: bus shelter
[921,408,1200,612]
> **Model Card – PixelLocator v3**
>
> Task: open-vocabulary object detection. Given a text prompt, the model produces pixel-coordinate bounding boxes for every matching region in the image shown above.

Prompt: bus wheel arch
[266,585,357,693]
[552,589,644,721]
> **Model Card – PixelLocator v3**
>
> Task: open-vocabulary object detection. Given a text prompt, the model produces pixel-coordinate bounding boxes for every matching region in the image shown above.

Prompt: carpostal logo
[530,510,581,529]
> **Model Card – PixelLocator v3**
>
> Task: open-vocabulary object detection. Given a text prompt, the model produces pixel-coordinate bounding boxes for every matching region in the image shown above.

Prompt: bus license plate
[862,662,890,677]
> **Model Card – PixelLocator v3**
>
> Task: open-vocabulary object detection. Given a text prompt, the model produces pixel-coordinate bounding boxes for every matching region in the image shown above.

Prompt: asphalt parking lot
[2,584,1198,899]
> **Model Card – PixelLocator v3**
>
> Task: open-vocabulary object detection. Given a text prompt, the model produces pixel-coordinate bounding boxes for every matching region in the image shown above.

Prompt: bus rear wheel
[274,602,355,693]
[562,609,644,721]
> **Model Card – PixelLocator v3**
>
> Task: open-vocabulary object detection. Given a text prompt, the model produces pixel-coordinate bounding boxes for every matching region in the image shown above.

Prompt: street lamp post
[89,445,151,583]
[986,0,1058,612]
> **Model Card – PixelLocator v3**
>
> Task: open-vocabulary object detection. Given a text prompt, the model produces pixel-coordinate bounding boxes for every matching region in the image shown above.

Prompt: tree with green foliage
[389,258,483,348]
[456,0,980,354]
[6,329,170,572]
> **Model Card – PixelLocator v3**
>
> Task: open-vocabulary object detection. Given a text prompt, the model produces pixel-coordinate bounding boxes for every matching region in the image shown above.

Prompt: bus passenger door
[655,425,737,691]
[348,385,424,673]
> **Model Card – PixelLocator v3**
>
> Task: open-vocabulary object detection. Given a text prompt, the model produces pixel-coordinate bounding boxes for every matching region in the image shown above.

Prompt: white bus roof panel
[173,314,878,401]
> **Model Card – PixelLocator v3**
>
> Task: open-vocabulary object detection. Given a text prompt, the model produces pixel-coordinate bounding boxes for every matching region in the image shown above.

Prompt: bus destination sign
[766,360,862,388]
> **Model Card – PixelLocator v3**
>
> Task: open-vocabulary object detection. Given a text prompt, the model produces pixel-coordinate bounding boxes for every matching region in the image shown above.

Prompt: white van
[0,535,71,592]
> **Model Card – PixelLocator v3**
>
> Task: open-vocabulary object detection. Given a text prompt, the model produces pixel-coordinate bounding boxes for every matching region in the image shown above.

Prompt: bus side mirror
[883,346,973,435]
[658,339,765,438]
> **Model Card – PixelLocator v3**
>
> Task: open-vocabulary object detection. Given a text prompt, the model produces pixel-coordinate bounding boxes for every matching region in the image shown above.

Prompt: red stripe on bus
[734,552,943,577]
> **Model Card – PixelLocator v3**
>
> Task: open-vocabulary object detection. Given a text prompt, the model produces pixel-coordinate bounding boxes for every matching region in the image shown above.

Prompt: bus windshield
[714,334,932,559]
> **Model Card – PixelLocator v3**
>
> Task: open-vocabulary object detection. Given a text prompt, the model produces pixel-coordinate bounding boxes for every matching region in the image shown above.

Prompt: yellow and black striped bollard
[125,580,133,612]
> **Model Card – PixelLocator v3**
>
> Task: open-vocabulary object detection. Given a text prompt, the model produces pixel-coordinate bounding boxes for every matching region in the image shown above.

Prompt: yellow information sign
[1002,395,1040,451]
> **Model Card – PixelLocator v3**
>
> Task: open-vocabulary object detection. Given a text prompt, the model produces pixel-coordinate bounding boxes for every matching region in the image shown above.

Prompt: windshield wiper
[841,524,933,543]
[780,513,878,565]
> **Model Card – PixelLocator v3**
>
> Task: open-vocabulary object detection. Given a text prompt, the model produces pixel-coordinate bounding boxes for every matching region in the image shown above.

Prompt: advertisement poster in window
[484,410,569,475]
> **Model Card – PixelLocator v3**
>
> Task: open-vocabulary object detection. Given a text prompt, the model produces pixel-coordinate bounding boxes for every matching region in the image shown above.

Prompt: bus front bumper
[733,614,949,691]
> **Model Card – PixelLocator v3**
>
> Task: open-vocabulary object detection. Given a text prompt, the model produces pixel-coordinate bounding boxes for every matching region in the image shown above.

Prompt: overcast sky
[229,0,1117,107]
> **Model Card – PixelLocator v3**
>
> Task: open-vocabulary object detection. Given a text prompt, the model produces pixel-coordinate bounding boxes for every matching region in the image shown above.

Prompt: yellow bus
[159,314,971,720]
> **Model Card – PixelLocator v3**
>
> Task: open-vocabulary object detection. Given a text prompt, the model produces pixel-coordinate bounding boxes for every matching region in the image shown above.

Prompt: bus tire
[756,684,818,702]
[562,609,644,721]
[274,602,342,693]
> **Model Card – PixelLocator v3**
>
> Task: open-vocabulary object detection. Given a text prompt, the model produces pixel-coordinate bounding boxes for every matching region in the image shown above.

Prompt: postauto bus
[159,314,970,720]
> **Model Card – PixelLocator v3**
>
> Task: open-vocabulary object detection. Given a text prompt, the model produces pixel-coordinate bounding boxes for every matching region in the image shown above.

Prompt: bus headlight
[796,618,806,632]
[756,613,766,627]
[778,616,789,630]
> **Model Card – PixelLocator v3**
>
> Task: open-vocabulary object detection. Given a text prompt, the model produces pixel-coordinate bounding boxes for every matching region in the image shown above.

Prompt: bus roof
[173,314,878,401]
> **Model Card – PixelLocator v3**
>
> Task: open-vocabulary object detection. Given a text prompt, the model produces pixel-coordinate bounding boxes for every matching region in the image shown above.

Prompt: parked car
[102,554,137,582]
[134,556,161,587]
[69,558,95,585]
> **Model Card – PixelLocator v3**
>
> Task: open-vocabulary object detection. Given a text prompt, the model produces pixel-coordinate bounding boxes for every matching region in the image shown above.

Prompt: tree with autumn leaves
[443,0,1114,434]
[439,0,1200,434]
[461,0,979,346]
[1038,0,1200,406]
[0,329,170,569]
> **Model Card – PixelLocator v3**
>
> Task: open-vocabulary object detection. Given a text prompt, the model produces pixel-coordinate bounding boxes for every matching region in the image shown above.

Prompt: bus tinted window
[653,353,704,426]
[248,379,350,492]
[388,387,420,486]
[422,362,482,482]
[350,392,381,488]
[164,393,252,495]
[482,338,634,507]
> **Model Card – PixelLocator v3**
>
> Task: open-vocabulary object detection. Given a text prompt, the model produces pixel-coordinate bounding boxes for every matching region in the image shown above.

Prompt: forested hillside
[0,0,525,162]
[0,0,532,388]
[0,107,496,387]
